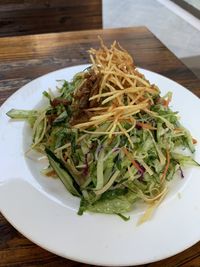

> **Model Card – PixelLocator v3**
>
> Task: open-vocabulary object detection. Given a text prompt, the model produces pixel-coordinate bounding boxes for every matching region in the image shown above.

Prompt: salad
[7,39,199,222]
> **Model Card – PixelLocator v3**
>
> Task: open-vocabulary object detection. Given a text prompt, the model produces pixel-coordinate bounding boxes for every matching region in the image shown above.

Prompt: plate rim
[0,64,200,266]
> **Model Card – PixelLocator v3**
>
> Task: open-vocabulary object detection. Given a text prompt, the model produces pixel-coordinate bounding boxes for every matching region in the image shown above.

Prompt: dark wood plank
[0,0,102,37]
[0,27,199,267]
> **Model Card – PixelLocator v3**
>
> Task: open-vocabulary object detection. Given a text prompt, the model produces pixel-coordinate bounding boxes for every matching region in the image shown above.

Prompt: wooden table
[0,27,199,267]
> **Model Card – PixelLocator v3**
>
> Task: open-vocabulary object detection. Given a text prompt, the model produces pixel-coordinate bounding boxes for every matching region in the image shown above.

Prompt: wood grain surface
[0,27,199,267]
[0,0,102,37]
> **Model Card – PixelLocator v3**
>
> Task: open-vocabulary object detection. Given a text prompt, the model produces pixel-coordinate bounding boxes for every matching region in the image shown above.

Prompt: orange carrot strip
[192,138,197,144]
[164,99,170,107]
[158,96,172,107]
[123,148,144,173]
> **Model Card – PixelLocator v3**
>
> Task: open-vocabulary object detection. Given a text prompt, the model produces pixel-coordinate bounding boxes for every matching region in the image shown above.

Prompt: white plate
[0,65,200,266]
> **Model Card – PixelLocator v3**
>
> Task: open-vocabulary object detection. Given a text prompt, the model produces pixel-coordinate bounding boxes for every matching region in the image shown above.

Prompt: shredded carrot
[123,148,144,173]
[163,97,171,107]
[158,96,171,107]
[160,148,170,182]
[192,138,197,144]
[46,170,57,177]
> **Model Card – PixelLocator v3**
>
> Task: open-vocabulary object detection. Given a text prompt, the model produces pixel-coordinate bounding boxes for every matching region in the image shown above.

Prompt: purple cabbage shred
[179,166,184,178]
[136,160,145,181]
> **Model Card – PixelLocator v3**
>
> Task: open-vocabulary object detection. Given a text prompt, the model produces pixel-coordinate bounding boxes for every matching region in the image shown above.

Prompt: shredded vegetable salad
[7,39,199,222]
